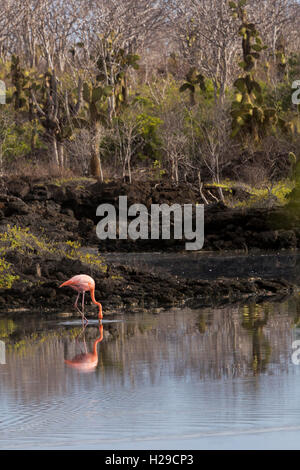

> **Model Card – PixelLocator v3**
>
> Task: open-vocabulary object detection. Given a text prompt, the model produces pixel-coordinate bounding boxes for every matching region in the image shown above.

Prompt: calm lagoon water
[1,292,300,449]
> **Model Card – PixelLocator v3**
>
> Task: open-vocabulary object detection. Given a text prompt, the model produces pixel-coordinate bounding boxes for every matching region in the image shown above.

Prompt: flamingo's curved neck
[90,287,103,319]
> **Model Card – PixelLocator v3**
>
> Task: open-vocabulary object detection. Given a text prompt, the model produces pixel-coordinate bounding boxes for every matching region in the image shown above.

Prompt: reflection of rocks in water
[1,297,299,404]
[97,301,297,383]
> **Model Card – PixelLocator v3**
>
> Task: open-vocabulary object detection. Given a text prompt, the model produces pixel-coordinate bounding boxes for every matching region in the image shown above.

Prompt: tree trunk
[0,145,3,177]
[127,155,132,183]
[171,158,175,182]
[90,121,103,181]
[58,142,64,169]
[28,97,37,152]
[189,90,196,107]
[174,155,179,184]
[213,176,225,202]
[52,136,60,168]
[122,157,127,181]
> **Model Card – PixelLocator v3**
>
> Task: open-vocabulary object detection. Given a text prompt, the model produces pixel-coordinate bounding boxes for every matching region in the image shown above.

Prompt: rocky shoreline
[0,176,298,315]
[0,259,295,316]
[0,176,299,252]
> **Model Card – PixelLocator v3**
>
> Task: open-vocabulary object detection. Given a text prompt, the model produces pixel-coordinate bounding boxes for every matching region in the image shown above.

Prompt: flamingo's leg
[74,291,85,326]
[82,291,88,325]
[82,330,88,353]
[74,292,80,310]
[77,323,87,341]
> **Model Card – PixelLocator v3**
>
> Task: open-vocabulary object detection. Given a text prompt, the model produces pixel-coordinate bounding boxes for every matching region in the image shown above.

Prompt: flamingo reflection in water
[65,322,103,373]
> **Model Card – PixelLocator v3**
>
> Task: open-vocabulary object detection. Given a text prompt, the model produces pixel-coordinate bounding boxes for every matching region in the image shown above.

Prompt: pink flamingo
[59,274,103,323]
[65,323,103,373]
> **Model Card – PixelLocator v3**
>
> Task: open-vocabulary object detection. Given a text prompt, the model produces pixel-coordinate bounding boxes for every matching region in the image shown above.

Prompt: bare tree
[0,0,28,60]
[248,0,299,54]
[168,0,240,104]
[194,103,236,201]
[33,0,84,72]
[114,114,143,183]
[160,103,189,184]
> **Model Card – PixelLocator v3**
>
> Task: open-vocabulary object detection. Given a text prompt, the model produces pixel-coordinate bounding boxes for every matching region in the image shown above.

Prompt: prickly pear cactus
[230,0,299,142]
[179,67,206,106]
[30,69,83,168]
[96,32,139,118]
[10,55,30,111]
[275,34,287,82]
[229,1,275,142]
[78,31,140,178]
[81,81,113,179]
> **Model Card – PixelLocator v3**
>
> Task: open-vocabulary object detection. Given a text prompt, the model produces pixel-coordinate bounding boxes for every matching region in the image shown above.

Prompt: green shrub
[0,257,19,288]
[0,225,107,276]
